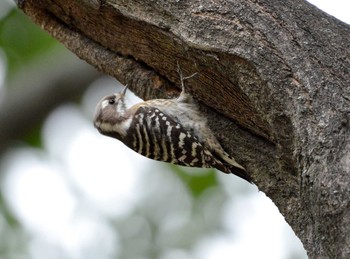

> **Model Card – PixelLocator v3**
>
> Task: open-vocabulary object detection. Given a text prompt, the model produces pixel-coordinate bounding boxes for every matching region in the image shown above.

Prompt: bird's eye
[108,99,115,105]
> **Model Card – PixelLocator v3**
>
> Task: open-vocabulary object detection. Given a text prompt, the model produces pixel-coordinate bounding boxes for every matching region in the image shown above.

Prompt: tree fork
[17,0,350,258]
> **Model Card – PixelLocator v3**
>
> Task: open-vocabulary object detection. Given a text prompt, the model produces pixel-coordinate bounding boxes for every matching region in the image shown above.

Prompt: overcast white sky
[307,0,350,24]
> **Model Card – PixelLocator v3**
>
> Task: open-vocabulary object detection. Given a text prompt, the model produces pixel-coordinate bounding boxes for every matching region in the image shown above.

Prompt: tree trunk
[17,0,350,257]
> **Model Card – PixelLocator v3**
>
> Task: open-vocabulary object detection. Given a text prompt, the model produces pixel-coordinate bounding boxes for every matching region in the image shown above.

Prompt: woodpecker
[93,73,252,183]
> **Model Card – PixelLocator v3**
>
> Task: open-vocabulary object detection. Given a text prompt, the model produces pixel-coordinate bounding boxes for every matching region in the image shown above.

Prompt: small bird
[94,72,251,183]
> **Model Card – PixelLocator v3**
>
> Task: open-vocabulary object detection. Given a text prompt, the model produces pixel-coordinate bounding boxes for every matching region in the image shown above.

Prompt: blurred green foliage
[0,8,58,79]
[171,165,218,198]
[24,123,43,149]
[0,7,62,147]
[0,5,60,258]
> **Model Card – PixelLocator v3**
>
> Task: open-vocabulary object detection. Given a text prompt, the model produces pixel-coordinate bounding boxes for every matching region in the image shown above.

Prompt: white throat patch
[99,117,133,137]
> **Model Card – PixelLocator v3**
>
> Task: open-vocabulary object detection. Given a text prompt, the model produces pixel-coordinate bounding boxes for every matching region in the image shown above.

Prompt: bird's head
[93,85,128,137]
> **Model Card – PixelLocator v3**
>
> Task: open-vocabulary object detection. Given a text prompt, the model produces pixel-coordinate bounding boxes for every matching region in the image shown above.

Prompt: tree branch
[17,0,350,257]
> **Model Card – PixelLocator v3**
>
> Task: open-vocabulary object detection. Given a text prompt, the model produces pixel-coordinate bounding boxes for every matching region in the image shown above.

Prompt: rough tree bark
[16,0,350,258]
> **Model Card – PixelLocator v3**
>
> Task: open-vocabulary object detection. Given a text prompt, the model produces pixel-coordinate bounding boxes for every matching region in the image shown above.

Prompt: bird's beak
[120,85,128,96]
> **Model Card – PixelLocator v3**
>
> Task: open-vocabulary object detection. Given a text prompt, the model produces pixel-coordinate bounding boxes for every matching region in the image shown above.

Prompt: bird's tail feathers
[216,151,252,183]
[228,165,252,183]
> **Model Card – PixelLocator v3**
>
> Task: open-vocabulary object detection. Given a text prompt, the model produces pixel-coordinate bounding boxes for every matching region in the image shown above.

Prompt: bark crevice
[17,0,350,258]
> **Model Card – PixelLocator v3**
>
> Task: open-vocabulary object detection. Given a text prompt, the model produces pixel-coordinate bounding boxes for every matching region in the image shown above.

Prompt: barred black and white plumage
[94,83,252,183]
